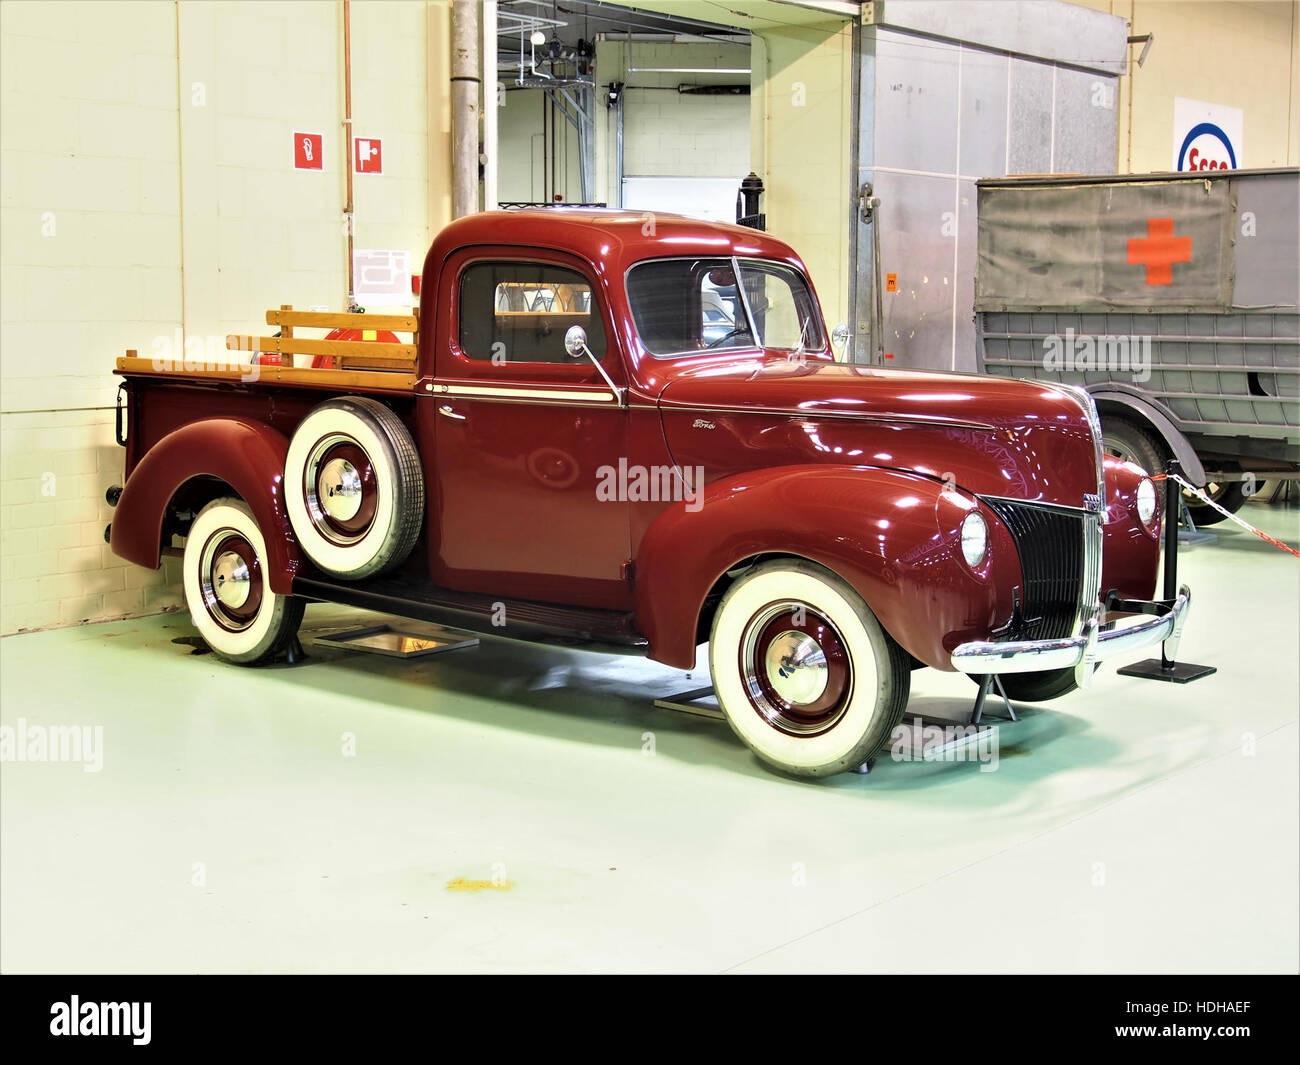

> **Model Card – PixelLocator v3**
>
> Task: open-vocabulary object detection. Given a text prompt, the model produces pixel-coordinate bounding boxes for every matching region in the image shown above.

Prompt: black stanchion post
[1162,458,1181,603]
[1117,457,1217,684]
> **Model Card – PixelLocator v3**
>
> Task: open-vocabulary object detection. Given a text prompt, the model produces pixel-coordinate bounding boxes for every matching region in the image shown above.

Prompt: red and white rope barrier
[1153,473,1300,560]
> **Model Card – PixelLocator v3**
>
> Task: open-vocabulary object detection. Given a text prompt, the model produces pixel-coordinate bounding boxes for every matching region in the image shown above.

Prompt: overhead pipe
[450,0,481,218]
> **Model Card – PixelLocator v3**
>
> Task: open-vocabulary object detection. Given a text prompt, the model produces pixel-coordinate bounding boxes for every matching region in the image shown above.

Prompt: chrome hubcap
[739,601,854,737]
[318,457,363,521]
[198,529,262,632]
[211,550,251,609]
[763,630,829,705]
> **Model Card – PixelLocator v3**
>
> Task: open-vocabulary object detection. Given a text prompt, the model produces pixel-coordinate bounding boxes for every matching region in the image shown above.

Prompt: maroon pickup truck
[108,209,1189,777]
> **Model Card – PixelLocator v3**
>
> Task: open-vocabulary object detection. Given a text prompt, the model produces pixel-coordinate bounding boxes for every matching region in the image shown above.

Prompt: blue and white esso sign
[1177,124,1237,171]
[1173,98,1242,172]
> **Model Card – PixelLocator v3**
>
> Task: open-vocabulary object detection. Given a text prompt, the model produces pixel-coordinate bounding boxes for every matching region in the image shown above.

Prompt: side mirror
[563,324,623,406]
[831,322,850,348]
[564,324,588,358]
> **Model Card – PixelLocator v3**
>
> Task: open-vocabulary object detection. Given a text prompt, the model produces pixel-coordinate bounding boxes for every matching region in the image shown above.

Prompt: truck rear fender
[635,465,1021,670]
[109,418,300,594]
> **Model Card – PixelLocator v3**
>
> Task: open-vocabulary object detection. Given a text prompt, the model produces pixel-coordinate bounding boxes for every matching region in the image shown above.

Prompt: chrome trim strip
[950,585,1192,675]
[659,399,998,432]
[430,383,618,404]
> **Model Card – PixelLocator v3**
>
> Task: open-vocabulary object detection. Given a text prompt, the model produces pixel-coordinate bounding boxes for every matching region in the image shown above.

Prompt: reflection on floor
[2,501,1297,973]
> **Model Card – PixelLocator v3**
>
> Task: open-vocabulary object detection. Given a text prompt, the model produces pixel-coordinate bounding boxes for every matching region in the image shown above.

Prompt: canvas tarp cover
[975,180,1234,312]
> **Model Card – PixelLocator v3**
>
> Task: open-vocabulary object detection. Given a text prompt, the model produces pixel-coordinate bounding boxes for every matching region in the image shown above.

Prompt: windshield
[626,257,824,357]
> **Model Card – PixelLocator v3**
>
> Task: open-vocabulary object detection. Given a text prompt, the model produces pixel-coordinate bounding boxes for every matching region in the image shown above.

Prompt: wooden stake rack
[115,306,420,393]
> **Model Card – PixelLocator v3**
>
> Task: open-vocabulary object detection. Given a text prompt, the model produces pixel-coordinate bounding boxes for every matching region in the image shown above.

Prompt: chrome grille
[982,498,1101,642]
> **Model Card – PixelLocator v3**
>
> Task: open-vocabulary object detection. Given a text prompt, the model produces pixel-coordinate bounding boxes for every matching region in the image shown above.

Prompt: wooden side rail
[225,304,419,373]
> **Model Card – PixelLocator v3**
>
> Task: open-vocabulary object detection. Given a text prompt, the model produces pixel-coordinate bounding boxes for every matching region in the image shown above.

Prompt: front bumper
[950,584,1192,685]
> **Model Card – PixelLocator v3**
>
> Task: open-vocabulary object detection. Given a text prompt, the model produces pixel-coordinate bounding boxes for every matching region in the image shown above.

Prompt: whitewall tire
[709,559,910,777]
[183,498,304,665]
[284,397,424,580]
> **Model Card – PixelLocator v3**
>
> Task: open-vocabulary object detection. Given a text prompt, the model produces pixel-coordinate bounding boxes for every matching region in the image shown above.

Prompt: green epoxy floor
[2,502,1297,974]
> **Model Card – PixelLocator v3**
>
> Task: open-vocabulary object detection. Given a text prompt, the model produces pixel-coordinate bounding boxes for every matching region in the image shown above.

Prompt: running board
[293,575,648,655]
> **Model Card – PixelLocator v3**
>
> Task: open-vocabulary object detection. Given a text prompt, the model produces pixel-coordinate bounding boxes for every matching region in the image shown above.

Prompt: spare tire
[285,396,424,580]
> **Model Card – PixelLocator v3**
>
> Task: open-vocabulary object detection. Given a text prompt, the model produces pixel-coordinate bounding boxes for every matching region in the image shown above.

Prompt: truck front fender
[635,465,1021,670]
[110,418,300,594]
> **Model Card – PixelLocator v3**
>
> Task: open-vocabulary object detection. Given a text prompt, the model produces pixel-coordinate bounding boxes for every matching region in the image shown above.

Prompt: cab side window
[458,261,606,364]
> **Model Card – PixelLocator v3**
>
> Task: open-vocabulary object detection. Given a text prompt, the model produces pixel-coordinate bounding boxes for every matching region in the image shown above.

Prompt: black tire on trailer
[284,396,425,580]
[1183,476,1249,527]
[1100,416,1166,476]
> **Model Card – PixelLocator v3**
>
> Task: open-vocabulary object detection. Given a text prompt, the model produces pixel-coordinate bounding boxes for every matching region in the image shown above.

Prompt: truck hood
[656,359,1103,508]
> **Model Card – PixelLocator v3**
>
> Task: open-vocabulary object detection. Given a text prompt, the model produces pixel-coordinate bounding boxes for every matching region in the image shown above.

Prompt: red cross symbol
[1127,217,1192,286]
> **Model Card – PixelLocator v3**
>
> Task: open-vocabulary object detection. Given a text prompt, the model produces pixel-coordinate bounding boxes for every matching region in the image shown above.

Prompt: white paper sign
[352,249,412,303]
[1172,97,1243,171]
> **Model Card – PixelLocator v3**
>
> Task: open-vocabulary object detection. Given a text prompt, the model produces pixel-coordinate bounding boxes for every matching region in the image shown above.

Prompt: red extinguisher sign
[293,132,324,171]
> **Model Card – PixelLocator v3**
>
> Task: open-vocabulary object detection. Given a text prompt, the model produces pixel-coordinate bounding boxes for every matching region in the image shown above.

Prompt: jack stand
[1177,495,1217,546]
[1117,458,1217,684]
[853,758,875,775]
[1267,478,1297,505]
[969,674,1017,725]
[652,686,724,721]
[281,635,306,665]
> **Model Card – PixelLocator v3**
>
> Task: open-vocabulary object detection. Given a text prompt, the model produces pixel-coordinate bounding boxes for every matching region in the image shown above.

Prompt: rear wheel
[182,498,304,665]
[708,560,910,777]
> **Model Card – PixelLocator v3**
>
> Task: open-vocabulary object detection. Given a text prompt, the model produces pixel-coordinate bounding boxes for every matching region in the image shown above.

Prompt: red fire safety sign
[355,137,382,175]
[293,132,324,171]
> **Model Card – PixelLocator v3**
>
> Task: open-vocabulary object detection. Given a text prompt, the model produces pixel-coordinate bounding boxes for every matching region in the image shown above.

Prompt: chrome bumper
[950,584,1192,686]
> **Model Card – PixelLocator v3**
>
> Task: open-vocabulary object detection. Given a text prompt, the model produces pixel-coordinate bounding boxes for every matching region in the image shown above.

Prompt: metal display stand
[308,624,479,659]
[652,682,1017,776]
[1117,459,1217,684]
[652,686,723,721]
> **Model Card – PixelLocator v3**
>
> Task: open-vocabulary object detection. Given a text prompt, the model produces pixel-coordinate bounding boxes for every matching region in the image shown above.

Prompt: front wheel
[709,560,910,777]
[182,497,304,665]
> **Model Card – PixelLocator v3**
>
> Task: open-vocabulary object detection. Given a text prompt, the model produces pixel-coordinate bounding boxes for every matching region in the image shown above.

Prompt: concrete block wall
[0,0,437,637]
[593,38,751,206]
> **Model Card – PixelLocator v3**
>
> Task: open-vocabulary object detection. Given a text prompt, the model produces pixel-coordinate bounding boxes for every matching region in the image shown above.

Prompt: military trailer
[975,168,1300,524]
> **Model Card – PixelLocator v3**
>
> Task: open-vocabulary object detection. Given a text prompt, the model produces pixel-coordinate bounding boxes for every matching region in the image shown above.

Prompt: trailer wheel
[1183,474,1248,527]
[709,560,910,777]
[1101,416,1165,475]
[183,498,304,665]
[285,397,425,580]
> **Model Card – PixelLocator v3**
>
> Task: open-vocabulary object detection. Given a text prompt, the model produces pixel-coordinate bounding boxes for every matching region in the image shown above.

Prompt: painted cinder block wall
[0,0,440,636]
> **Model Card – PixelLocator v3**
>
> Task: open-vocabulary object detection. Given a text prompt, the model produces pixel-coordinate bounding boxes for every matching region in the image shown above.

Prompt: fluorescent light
[626,66,754,75]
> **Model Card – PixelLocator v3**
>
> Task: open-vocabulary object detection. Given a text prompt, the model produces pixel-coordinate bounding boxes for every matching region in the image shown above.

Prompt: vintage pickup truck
[108,209,1190,777]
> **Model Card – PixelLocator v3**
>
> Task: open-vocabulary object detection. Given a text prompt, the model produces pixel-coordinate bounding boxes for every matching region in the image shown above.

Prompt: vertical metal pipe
[616,90,624,208]
[343,0,355,305]
[450,0,481,218]
[482,0,498,210]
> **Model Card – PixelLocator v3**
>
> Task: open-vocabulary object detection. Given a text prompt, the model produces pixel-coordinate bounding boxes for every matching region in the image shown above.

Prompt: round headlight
[1136,477,1158,527]
[960,511,989,568]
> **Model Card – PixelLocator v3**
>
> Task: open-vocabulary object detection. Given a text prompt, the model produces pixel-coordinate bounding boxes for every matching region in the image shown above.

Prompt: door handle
[438,404,466,421]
